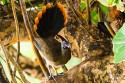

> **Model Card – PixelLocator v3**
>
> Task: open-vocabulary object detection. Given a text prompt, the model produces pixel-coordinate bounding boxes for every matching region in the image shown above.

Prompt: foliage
[1,0,33,4]
[98,0,124,11]
[113,23,125,63]
[1,0,9,4]
[97,0,125,63]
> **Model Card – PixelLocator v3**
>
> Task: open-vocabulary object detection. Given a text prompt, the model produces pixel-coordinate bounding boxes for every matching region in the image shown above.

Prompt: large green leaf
[113,23,125,63]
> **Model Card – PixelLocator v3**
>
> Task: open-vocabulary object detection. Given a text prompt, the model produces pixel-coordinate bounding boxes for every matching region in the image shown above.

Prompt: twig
[0,43,29,83]
[97,3,105,22]
[53,0,59,5]
[85,0,91,25]
[18,0,50,78]
[97,5,101,22]
[68,0,87,25]
[1,46,27,83]
[28,2,38,12]
[79,0,82,12]
[0,55,6,62]
[0,62,9,83]
[10,0,20,77]
[43,0,48,5]
[65,0,94,38]
[15,75,23,83]
[0,44,17,83]
[104,21,115,37]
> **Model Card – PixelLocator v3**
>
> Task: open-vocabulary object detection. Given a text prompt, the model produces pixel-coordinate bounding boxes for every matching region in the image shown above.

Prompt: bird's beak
[66,44,70,48]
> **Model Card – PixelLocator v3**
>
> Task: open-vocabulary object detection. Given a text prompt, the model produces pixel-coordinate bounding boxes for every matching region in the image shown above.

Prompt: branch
[19,0,50,78]
[41,52,125,83]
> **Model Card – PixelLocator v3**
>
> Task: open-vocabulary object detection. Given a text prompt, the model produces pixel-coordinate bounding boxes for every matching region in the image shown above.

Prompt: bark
[41,53,125,83]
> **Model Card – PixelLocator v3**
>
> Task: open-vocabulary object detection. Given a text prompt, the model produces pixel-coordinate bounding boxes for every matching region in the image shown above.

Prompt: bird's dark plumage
[34,3,67,38]
[33,3,71,68]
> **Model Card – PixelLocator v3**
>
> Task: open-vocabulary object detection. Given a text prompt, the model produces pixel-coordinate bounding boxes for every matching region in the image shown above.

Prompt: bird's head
[61,41,70,49]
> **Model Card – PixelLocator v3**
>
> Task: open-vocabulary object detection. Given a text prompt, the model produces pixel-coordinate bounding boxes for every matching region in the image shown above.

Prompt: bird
[33,2,71,78]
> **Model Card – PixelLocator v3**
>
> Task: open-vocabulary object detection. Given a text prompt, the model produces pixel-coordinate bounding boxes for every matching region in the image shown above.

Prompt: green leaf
[80,1,86,11]
[99,3,108,14]
[65,57,81,69]
[98,0,116,7]
[91,9,98,24]
[25,0,34,3]
[115,0,124,12]
[113,23,125,63]
[2,0,9,5]
[107,0,115,5]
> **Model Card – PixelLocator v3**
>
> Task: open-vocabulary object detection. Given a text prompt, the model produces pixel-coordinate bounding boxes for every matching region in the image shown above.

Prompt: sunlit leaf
[13,42,36,61]
[91,9,98,24]
[80,1,86,11]
[65,57,81,69]
[99,3,108,14]
[115,0,124,12]
[113,23,125,63]
[25,74,41,83]
[107,0,115,5]
[97,0,116,7]
[2,0,9,5]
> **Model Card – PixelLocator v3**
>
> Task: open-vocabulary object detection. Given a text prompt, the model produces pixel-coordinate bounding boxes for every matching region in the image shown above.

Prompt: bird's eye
[62,41,70,49]
[63,45,68,49]
[63,44,70,49]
